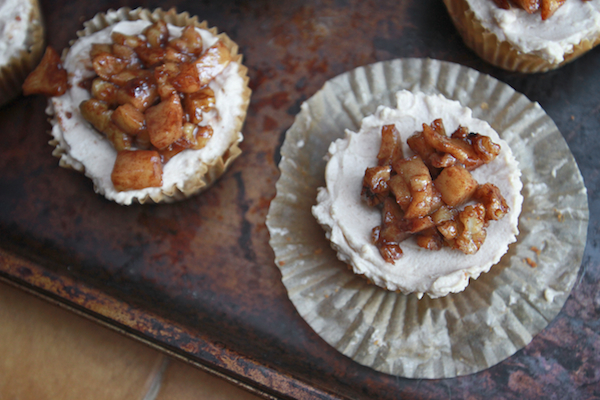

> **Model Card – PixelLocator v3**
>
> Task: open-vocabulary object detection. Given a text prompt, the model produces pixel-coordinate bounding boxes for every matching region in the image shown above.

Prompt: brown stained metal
[0,1,599,399]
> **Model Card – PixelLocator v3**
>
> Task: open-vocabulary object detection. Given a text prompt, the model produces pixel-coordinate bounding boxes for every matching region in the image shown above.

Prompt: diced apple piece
[112,43,139,66]
[195,41,231,87]
[183,87,215,124]
[91,78,119,107]
[116,76,158,111]
[434,165,478,207]
[111,150,163,191]
[143,20,169,48]
[22,46,68,96]
[377,124,403,166]
[513,0,540,13]
[134,46,165,67]
[92,52,127,81]
[416,227,443,250]
[80,99,112,132]
[145,94,184,149]
[111,103,146,136]
[170,62,202,93]
[393,155,434,219]
[169,26,203,56]
[361,165,391,207]
[388,174,411,211]
[154,62,180,100]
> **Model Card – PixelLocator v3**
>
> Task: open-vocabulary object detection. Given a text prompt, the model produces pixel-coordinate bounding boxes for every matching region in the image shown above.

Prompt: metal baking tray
[1,1,598,398]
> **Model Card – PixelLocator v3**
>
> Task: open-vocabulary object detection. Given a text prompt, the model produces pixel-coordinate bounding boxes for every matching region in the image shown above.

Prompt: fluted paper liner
[266,59,588,378]
[0,0,45,107]
[443,0,600,73]
[48,7,251,204]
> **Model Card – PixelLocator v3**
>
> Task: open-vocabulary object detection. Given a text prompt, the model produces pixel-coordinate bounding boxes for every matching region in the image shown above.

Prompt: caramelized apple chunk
[145,94,184,149]
[22,46,68,97]
[111,150,163,191]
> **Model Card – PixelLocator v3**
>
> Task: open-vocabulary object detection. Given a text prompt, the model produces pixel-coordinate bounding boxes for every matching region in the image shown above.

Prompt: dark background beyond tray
[1,1,599,399]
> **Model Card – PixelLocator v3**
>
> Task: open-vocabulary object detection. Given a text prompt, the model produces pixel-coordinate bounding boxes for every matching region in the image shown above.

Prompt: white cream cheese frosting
[0,0,35,65]
[312,90,523,299]
[49,20,246,204]
[467,0,600,64]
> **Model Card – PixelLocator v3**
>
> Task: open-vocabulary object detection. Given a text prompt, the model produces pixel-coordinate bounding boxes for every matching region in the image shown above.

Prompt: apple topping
[362,119,509,262]
[29,20,234,192]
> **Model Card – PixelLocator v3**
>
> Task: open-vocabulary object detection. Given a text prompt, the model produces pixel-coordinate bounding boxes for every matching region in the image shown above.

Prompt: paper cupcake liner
[48,7,251,204]
[266,58,589,378]
[0,0,45,107]
[443,0,600,73]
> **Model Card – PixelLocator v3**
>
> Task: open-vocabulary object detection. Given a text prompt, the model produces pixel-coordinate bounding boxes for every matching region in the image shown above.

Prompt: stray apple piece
[196,41,232,86]
[22,46,68,96]
[145,94,184,149]
[111,150,163,191]
[111,103,146,136]
[183,87,216,124]
[434,165,478,207]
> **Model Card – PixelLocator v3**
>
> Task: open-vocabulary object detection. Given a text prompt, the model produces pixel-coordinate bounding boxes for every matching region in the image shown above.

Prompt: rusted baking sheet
[0,1,598,399]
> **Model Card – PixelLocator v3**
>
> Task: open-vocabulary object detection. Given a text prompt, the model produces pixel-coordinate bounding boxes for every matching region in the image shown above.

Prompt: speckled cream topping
[49,20,246,204]
[467,0,600,63]
[312,90,523,298]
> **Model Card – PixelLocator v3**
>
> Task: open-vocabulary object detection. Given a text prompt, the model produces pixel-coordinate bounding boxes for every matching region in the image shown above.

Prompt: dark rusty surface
[0,0,599,398]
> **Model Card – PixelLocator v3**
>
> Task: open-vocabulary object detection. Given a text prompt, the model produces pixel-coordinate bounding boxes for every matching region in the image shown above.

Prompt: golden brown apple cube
[169,26,203,56]
[170,62,202,94]
[134,46,166,67]
[22,46,68,97]
[164,47,192,64]
[112,43,139,66]
[434,165,478,207]
[92,52,127,81]
[183,87,216,124]
[135,130,151,150]
[109,70,139,87]
[116,76,159,111]
[155,62,180,100]
[80,99,112,132]
[111,150,163,191]
[196,41,231,87]
[361,165,391,207]
[393,156,435,219]
[144,20,169,48]
[145,94,184,149]
[91,78,119,106]
[111,103,146,136]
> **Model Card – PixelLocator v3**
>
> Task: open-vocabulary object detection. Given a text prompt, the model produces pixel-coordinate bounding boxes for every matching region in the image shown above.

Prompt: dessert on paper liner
[38,7,251,204]
[266,58,588,378]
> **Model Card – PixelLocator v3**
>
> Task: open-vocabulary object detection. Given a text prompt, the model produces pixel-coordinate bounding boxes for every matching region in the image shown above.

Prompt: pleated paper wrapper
[266,58,589,379]
[48,7,251,204]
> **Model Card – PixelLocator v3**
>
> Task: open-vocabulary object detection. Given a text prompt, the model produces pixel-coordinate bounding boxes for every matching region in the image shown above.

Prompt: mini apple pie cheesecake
[312,90,523,298]
[443,0,600,72]
[0,0,44,106]
[23,8,250,204]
